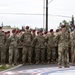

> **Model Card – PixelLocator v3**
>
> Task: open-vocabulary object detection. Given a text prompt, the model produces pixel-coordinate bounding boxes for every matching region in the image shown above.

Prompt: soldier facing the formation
[70,25,75,66]
[56,25,70,68]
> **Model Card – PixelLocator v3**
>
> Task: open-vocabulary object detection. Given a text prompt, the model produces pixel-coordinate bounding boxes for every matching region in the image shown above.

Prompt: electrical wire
[48,0,53,4]
[0,12,73,18]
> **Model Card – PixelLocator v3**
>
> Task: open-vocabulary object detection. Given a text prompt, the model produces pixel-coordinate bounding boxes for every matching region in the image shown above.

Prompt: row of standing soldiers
[0,25,75,68]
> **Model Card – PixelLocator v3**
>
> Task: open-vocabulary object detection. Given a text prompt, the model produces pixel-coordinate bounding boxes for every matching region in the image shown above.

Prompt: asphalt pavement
[0,63,75,75]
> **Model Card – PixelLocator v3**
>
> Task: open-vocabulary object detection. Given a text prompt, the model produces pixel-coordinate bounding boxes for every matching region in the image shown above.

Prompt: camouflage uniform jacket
[8,35,19,48]
[70,31,75,47]
[46,35,55,48]
[0,32,6,47]
[32,35,46,49]
[57,31,70,48]
[20,31,32,47]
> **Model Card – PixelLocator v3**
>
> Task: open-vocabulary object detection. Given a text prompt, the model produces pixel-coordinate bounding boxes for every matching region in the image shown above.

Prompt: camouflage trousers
[9,46,19,64]
[22,46,32,64]
[9,47,14,64]
[47,47,56,62]
[5,48,9,63]
[72,47,75,64]
[58,46,69,66]
[18,48,22,63]
[32,47,35,63]
[0,46,5,64]
[35,48,45,63]
[14,48,19,64]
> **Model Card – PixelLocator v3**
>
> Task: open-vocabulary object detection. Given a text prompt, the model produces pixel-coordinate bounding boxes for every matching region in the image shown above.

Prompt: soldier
[55,29,60,63]
[31,30,36,39]
[31,30,36,64]
[8,29,19,66]
[43,31,48,63]
[36,31,39,36]
[32,30,46,64]
[70,25,75,66]
[0,26,6,66]
[18,30,23,64]
[46,29,56,64]
[5,31,10,64]
[20,26,32,65]
[57,25,70,68]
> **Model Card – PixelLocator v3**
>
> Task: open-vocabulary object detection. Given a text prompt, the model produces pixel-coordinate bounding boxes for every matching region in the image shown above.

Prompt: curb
[1,64,22,73]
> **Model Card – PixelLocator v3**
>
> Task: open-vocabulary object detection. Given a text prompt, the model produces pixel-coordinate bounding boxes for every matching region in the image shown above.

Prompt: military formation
[0,25,75,68]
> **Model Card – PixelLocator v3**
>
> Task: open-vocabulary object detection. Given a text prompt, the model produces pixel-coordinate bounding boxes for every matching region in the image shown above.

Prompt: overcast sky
[0,0,75,30]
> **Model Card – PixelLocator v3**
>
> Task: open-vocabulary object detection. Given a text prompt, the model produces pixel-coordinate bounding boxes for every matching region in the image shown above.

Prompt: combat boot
[41,61,45,64]
[64,65,69,68]
[58,65,62,68]
[36,61,39,65]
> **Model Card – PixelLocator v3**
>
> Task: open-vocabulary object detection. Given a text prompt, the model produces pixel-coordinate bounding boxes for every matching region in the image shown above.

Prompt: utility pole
[46,0,48,31]
[43,0,45,32]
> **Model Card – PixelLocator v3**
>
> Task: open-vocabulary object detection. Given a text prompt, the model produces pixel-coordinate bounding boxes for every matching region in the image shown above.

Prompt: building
[2,26,15,36]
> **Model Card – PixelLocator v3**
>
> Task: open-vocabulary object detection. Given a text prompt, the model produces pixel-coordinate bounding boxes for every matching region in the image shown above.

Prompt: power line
[48,0,53,4]
[0,12,73,18]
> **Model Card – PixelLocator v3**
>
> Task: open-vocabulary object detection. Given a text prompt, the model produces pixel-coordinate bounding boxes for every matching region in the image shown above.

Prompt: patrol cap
[5,32,7,34]
[16,30,19,34]
[44,31,47,34]
[12,29,16,33]
[19,30,22,33]
[50,29,53,32]
[7,31,10,34]
[32,29,36,33]
[56,29,59,32]
[25,26,29,29]
[37,31,39,34]
[61,25,66,28]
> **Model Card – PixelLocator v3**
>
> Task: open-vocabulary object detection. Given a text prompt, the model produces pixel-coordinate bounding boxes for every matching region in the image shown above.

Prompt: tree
[70,15,74,31]
[58,20,71,32]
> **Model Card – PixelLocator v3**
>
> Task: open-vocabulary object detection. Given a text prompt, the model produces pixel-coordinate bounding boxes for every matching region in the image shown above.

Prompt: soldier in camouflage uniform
[20,26,32,65]
[70,25,75,66]
[55,29,60,63]
[46,29,56,64]
[31,30,36,64]
[43,31,48,63]
[5,31,10,64]
[17,30,23,64]
[57,25,70,68]
[0,27,6,65]
[8,29,19,65]
[32,30,46,64]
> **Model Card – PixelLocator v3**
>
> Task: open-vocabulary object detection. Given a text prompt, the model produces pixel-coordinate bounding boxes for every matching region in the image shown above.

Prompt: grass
[0,66,12,71]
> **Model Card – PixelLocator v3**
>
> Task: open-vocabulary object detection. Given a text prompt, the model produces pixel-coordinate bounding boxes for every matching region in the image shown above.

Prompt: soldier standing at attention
[57,25,70,68]
[46,29,56,64]
[17,30,23,64]
[31,29,36,64]
[5,31,10,64]
[0,26,6,66]
[20,26,32,65]
[70,25,75,66]
[43,31,48,63]
[55,29,60,63]
[8,29,19,66]
[32,30,46,64]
